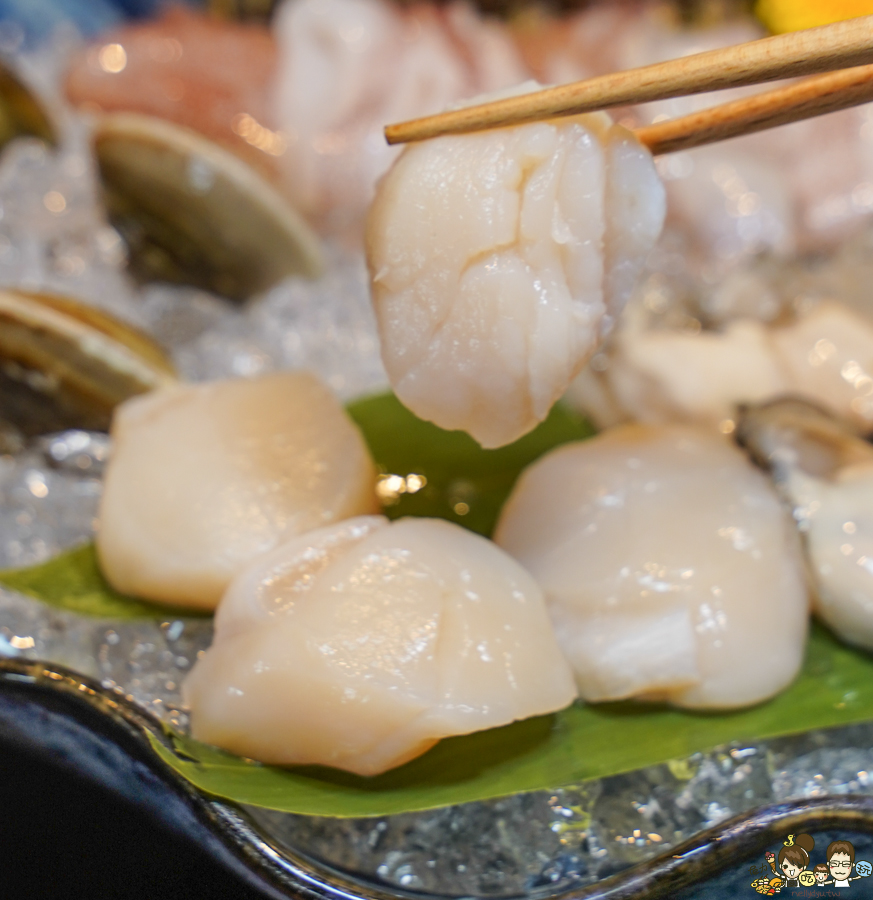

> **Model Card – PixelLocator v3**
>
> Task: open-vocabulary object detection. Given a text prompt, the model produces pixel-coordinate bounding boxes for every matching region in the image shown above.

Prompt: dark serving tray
[4,658,873,900]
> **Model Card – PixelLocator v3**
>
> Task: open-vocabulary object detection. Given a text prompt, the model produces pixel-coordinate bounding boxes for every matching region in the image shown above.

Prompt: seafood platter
[7,0,873,896]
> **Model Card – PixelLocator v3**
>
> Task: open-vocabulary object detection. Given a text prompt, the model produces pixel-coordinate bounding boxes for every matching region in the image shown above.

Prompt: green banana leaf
[143,623,873,817]
[346,392,596,536]
[0,393,594,617]
[2,391,873,818]
[0,543,210,619]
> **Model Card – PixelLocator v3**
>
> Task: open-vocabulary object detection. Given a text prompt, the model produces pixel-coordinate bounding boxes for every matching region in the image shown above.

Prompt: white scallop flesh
[781,460,873,651]
[771,301,873,431]
[494,425,808,708]
[183,516,577,775]
[97,372,378,609]
[366,95,666,448]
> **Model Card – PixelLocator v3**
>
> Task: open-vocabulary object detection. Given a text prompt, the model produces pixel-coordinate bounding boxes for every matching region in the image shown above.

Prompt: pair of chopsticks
[385,15,873,156]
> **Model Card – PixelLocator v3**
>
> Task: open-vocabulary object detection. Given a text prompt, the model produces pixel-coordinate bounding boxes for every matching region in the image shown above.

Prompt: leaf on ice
[0,543,210,619]
[145,624,873,817]
[347,392,595,537]
[0,394,593,618]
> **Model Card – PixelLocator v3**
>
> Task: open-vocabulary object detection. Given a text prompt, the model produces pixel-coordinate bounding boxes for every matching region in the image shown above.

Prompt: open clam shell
[93,112,324,302]
[0,289,176,443]
[0,60,54,151]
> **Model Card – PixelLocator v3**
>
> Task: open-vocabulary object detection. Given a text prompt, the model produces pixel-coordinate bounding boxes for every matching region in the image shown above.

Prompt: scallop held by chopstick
[366,86,666,449]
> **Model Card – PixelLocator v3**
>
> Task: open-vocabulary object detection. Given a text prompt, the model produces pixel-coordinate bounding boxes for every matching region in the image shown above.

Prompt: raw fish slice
[97,372,378,609]
[495,425,808,708]
[367,93,665,448]
[184,516,577,775]
[272,0,528,236]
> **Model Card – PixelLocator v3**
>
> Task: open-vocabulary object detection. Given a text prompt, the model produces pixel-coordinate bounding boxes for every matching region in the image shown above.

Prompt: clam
[93,113,323,301]
[736,397,873,651]
[0,288,176,444]
[0,61,54,151]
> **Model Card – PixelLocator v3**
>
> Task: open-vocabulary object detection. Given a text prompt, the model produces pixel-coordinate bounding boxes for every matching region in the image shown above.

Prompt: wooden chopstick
[384,15,873,145]
[636,63,873,155]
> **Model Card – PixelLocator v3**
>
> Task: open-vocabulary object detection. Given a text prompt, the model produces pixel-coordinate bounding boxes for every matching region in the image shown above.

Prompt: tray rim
[4,657,873,900]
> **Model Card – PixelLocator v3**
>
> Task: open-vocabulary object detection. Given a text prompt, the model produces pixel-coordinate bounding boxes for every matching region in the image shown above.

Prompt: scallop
[495,424,808,708]
[94,112,323,301]
[0,288,175,447]
[97,372,378,609]
[366,90,666,449]
[737,397,873,651]
[183,515,577,775]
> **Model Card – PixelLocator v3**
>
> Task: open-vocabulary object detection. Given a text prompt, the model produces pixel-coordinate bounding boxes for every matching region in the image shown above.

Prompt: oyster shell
[0,61,54,151]
[93,113,323,301]
[0,289,176,443]
[736,397,873,651]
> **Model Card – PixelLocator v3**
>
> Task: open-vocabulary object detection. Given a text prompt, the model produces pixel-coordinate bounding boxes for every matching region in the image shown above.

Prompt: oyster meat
[737,397,873,651]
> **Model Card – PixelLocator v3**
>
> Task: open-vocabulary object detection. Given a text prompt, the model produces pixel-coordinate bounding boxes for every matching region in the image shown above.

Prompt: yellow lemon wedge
[756,0,873,33]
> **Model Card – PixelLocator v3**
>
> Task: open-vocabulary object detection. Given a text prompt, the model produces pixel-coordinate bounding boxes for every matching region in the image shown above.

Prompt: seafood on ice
[367,92,666,448]
[738,397,873,652]
[568,222,873,435]
[64,6,281,181]
[272,0,527,235]
[97,372,378,609]
[183,515,577,775]
[494,424,808,708]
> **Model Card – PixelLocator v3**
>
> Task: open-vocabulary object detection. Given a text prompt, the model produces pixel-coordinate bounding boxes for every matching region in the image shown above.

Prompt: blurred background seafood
[0,0,870,589]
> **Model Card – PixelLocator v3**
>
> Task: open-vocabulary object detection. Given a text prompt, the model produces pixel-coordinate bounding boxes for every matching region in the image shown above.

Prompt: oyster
[0,288,176,444]
[93,113,323,301]
[0,60,54,151]
[736,397,873,651]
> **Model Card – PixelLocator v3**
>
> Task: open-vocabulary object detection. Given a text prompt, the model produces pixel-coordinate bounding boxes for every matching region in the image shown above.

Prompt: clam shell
[0,61,54,150]
[0,289,176,440]
[94,112,324,301]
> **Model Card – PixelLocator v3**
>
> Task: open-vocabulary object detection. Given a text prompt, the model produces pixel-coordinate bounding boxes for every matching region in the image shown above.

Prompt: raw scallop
[495,425,808,708]
[97,372,377,609]
[366,92,666,449]
[183,516,577,775]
